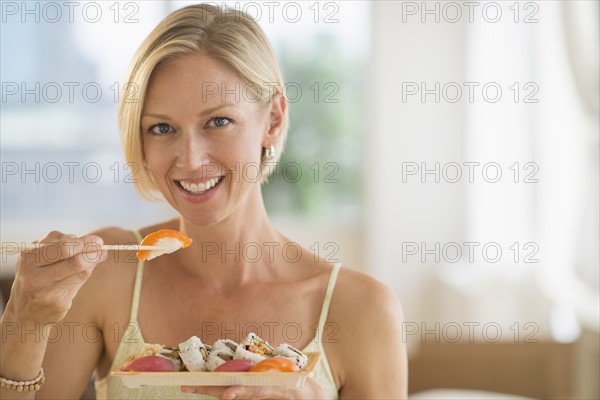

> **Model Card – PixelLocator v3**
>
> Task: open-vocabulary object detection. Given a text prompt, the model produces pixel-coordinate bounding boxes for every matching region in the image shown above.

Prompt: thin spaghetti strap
[129,230,144,323]
[315,263,342,340]
[131,229,143,243]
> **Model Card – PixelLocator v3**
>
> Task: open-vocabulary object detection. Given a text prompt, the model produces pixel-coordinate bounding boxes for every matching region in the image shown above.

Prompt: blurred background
[1,1,598,399]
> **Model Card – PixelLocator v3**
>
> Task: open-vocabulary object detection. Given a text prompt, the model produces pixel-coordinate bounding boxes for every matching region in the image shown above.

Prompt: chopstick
[0,243,170,253]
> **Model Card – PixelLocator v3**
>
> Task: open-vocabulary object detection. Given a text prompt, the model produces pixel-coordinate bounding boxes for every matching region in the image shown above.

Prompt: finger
[52,263,95,291]
[20,235,87,268]
[181,385,298,399]
[224,385,296,400]
[40,242,107,283]
[181,385,227,398]
[77,235,107,266]
[38,231,77,244]
[20,236,105,283]
[50,247,107,293]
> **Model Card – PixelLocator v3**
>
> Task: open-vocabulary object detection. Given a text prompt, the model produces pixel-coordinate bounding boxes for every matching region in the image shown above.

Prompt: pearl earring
[265,145,275,160]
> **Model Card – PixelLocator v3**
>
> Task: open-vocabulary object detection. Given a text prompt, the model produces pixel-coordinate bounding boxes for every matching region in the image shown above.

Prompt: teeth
[179,177,221,194]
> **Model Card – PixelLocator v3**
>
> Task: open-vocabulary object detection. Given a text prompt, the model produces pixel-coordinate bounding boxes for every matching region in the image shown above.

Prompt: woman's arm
[35,267,106,399]
[0,232,107,400]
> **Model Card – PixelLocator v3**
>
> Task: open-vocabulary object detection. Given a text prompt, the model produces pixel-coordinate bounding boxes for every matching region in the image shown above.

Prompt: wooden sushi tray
[111,352,320,388]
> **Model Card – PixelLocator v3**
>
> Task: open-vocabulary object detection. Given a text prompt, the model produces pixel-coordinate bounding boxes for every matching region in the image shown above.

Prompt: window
[1,1,369,268]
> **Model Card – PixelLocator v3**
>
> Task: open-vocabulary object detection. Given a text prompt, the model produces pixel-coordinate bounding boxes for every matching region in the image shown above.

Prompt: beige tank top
[95,231,341,399]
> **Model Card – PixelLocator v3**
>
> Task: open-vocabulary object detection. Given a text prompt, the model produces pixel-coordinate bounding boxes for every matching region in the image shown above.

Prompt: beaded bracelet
[0,368,45,392]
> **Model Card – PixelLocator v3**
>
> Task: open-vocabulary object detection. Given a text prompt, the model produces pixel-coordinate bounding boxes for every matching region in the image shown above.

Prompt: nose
[175,131,209,171]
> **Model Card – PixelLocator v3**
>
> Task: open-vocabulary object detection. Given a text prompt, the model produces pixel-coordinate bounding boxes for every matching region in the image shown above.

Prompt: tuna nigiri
[136,229,193,261]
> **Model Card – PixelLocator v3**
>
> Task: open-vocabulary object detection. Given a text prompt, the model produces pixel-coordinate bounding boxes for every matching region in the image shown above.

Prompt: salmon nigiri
[136,229,193,261]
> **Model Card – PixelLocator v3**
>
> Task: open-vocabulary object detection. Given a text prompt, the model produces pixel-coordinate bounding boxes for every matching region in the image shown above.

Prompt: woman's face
[141,53,283,226]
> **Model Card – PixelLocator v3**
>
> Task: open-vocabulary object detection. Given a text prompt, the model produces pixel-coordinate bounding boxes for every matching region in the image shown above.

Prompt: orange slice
[136,229,193,261]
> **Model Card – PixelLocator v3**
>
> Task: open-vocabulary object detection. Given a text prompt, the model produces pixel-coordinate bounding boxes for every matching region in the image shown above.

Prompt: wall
[366,1,467,328]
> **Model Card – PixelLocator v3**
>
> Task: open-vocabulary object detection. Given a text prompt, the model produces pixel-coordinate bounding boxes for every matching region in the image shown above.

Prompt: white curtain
[466,1,599,332]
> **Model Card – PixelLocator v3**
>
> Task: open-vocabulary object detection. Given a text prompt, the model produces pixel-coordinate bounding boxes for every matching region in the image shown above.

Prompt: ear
[262,92,287,147]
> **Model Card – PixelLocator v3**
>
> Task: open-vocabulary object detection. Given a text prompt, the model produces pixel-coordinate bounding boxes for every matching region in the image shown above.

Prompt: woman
[0,4,407,399]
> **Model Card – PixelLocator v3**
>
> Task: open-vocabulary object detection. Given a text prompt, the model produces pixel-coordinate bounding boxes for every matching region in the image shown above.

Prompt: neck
[173,188,288,288]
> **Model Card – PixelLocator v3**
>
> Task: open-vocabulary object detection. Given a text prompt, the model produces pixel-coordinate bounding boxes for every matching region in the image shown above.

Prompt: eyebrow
[142,104,238,120]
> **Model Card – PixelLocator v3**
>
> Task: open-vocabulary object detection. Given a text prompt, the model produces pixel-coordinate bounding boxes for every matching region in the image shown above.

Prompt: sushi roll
[213,339,238,353]
[206,339,238,371]
[178,336,209,371]
[234,332,274,363]
[274,344,308,369]
[156,346,185,371]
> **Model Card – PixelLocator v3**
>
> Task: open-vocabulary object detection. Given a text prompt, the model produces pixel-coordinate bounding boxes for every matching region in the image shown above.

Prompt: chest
[134,272,327,351]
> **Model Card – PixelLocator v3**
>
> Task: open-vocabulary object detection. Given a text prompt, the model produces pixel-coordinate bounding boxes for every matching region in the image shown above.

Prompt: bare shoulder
[87,226,140,276]
[328,267,408,398]
[75,227,140,322]
[82,222,177,297]
[90,226,140,245]
[333,267,402,316]
[90,219,178,243]
[83,220,179,294]
[330,266,403,344]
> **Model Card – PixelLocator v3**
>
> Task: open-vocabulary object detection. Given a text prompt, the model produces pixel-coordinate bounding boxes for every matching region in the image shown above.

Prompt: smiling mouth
[177,176,224,194]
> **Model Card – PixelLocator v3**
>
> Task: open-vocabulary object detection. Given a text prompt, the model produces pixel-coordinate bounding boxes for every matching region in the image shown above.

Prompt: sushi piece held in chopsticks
[136,229,193,261]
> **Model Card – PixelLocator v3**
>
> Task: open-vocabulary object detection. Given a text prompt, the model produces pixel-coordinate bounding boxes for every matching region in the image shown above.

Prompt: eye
[148,123,174,135]
[207,117,232,128]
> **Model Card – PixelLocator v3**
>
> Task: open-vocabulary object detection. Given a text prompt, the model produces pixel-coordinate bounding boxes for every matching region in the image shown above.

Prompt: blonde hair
[118,3,288,200]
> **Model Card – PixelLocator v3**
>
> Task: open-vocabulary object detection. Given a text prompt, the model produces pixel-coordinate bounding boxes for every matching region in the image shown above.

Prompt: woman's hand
[181,377,329,399]
[5,231,107,326]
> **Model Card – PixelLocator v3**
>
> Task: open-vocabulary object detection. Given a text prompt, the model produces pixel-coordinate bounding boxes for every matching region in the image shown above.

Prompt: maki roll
[178,336,209,371]
[213,339,238,354]
[154,346,186,371]
[156,346,185,371]
[274,344,308,369]
[234,332,274,363]
[206,339,238,371]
